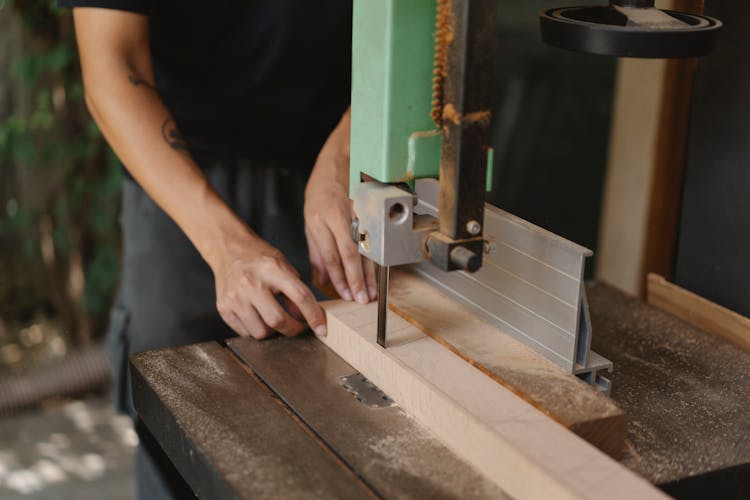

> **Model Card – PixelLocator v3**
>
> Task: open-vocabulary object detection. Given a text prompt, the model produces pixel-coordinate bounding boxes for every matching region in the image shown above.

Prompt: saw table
[131,281,750,499]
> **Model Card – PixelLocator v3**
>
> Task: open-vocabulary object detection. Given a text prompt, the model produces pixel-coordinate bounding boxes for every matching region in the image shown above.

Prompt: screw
[466,220,481,235]
[484,240,497,254]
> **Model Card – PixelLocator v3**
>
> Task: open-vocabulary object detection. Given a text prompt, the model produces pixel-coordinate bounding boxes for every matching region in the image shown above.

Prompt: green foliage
[11,44,75,85]
[0,1,122,339]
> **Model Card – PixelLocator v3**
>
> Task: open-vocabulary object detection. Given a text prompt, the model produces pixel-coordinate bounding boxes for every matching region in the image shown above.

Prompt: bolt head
[466,220,481,235]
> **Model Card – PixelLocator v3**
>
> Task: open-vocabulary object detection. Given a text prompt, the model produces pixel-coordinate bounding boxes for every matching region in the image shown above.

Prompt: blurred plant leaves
[11,45,75,86]
[1,2,121,342]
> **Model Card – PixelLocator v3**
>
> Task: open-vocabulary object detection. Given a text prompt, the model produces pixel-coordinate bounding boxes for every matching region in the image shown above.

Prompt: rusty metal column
[438,0,495,242]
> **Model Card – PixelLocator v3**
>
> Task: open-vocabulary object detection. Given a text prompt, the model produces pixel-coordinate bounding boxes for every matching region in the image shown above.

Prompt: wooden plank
[320,300,665,500]
[597,55,669,296]
[596,0,701,297]
[131,342,374,500]
[388,269,626,458]
[643,44,700,288]
[641,0,703,293]
[227,335,508,500]
[647,273,750,353]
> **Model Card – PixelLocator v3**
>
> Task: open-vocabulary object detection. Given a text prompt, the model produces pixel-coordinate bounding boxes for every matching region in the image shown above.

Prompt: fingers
[310,221,352,301]
[215,236,332,340]
[217,302,271,340]
[364,257,377,300]
[254,288,307,337]
[217,307,249,337]
[281,295,304,322]
[305,226,329,286]
[235,303,273,339]
[276,275,327,337]
[335,232,370,304]
[309,208,374,305]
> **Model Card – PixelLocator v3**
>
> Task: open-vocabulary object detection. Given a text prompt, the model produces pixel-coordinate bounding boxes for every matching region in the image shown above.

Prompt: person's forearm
[72,8,326,338]
[328,107,351,184]
[332,107,351,157]
[83,64,253,271]
[304,106,376,303]
[306,107,351,198]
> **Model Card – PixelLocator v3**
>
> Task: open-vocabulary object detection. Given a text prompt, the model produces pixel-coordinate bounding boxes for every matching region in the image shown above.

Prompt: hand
[211,231,326,340]
[304,110,377,304]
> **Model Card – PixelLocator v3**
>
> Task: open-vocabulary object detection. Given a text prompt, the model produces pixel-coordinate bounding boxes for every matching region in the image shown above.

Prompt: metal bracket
[352,182,435,267]
[413,179,614,394]
[338,373,396,409]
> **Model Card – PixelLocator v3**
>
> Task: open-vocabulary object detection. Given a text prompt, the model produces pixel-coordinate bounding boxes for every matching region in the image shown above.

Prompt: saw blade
[376,264,389,347]
[431,0,451,127]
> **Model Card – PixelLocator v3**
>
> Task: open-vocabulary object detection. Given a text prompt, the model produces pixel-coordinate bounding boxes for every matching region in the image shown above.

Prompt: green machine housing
[349,0,495,276]
[349,0,493,193]
[350,0,439,192]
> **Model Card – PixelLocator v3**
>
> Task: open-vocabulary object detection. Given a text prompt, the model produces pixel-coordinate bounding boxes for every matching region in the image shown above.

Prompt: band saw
[348,0,721,392]
[127,2,750,499]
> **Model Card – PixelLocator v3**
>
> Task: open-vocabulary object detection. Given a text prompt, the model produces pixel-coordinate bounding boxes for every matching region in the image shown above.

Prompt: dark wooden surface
[132,281,750,499]
[588,282,750,499]
[131,338,506,499]
[130,342,374,500]
[227,336,506,500]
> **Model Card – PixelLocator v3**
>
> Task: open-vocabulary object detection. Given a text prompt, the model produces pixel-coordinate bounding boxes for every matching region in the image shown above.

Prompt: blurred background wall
[488,2,616,277]
[1,1,121,378]
[0,4,135,498]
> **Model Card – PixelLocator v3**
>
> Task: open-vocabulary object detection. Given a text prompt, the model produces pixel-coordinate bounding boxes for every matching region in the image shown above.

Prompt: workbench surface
[131,336,507,499]
[587,282,750,499]
[130,282,750,499]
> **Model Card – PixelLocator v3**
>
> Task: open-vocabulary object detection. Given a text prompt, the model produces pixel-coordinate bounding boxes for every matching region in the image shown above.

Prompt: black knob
[450,247,481,273]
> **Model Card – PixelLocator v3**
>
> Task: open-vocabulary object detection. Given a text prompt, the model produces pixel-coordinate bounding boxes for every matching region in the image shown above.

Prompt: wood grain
[597,55,669,296]
[131,342,374,499]
[227,335,508,499]
[387,269,626,458]
[647,273,750,353]
[320,300,665,500]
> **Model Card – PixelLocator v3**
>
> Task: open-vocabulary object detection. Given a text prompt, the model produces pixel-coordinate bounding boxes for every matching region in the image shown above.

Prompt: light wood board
[389,269,626,457]
[320,300,665,500]
[228,335,508,499]
[596,0,702,296]
[647,273,750,353]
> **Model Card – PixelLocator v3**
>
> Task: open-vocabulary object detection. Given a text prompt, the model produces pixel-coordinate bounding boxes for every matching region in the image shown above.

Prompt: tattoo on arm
[162,118,189,153]
[128,75,189,154]
[128,75,158,92]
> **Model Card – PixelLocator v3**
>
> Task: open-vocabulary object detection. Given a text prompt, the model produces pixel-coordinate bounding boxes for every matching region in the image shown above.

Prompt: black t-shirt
[61,0,352,167]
